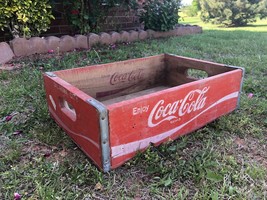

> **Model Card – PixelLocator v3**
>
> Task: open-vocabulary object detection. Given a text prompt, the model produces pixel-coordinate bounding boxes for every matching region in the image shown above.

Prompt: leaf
[210,191,219,200]
[94,182,103,190]
[228,186,235,195]
[206,170,223,183]
[161,176,173,187]
[83,15,89,20]
[163,176,172,187]
[167,145,176,152]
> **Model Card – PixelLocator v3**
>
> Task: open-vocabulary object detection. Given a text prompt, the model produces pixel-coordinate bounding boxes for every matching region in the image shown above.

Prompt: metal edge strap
[225,65,245,108]
[45,72,57,77]
[87,99,111,172]
[237,67,245,108]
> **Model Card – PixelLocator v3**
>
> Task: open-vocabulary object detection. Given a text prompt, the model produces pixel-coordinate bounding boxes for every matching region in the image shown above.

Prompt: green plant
[199,0,267,27]
[63,0,136,34]
[192,0,201,13]
[0,0,54,38]
[139,0,181,31]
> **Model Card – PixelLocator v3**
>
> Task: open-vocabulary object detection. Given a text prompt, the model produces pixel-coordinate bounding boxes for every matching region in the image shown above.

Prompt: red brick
[59,26,73,35]
[120,31,130,42]
[128,30,139,42]
[88,33,100,47]
[46,36,60,52]
[28,37,48,54]
[59,35,76,52]
[99,32,112,45]
[138,30,148,40]
[10,38,30,57]
[110,32,121,44]
[0,42,14,63]
[47,26,60,34]
[146,29,156,39]
[75,35,89,49]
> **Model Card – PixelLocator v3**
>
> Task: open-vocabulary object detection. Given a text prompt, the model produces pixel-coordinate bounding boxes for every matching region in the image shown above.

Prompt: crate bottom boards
[101,86,169,105]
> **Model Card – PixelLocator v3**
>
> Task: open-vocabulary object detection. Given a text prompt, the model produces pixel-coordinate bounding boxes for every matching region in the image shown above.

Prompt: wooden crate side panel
[165,54,233,76]
[54,55,166,100]
[165,54,235,85]
[43,74,103,169]
[108,69,243,168]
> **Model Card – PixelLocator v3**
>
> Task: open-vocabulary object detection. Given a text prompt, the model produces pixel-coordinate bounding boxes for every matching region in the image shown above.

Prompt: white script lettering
[148,87,210,127]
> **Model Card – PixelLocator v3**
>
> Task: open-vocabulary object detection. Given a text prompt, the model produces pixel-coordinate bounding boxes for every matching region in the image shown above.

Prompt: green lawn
[180,16,267,32]
[0,17,267,199]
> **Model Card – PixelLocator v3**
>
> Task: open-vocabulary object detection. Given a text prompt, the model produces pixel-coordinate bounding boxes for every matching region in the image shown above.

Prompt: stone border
[0,25,202,64]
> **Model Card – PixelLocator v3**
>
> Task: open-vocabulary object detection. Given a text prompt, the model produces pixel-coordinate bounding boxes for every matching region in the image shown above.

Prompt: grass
[0,17,267,199]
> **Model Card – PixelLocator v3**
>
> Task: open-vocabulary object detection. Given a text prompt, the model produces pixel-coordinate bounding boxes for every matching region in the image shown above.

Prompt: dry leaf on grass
[94,182,103,190]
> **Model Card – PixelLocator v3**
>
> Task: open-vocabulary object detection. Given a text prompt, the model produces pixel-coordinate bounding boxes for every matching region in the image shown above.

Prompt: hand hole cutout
[60,98,77,121]
[187,69,208,80]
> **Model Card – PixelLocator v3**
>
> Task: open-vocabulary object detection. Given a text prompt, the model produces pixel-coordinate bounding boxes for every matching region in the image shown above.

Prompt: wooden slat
[101,86,170,105]
[165,54,234,77]
[55,55,166,100]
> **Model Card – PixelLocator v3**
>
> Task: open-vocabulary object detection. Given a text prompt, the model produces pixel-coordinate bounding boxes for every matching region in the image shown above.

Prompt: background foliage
[139,0,181,31]
[0,0,54,38]
[63,0,137,34]
[181,0,200,17]
[199,0,267,27]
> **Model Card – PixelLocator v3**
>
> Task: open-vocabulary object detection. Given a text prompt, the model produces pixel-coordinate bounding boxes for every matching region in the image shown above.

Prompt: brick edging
[0,25,202,63]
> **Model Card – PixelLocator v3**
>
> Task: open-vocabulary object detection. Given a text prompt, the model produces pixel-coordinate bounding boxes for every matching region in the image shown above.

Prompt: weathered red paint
[43,54,244,171]
[108,69,242,168]
[43,76,103,168]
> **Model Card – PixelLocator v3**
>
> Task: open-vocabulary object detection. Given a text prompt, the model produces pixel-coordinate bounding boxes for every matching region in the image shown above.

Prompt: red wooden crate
[43,54,244,172]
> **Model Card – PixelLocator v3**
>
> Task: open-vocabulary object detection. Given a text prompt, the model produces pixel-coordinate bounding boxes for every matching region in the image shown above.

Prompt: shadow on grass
[243,23,267,27]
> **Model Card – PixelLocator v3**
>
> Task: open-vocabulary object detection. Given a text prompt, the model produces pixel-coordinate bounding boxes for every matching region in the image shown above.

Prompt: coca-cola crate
[43,54,244,172]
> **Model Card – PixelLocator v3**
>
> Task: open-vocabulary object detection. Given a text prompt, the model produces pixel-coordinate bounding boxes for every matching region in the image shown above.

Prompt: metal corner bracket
[225,65,245,109]
[237,66,245,108]
[87,99,111,172]
[45,72,57,77]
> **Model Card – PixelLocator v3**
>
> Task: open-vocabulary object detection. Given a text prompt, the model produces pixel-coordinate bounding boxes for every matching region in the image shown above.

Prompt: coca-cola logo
[110,69,144,85]
[148,87,210,127]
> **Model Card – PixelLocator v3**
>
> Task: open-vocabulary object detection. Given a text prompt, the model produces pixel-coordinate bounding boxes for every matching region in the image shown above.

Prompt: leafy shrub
[139,0,181,31]
[0,0,54,38]
[199,0,267,27]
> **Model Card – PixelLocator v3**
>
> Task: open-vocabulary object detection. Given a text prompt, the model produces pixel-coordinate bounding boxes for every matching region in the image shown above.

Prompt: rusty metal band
[87,99,111,172]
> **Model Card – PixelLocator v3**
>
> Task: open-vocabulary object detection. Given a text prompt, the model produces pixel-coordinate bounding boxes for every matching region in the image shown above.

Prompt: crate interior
[54,54,235,105]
